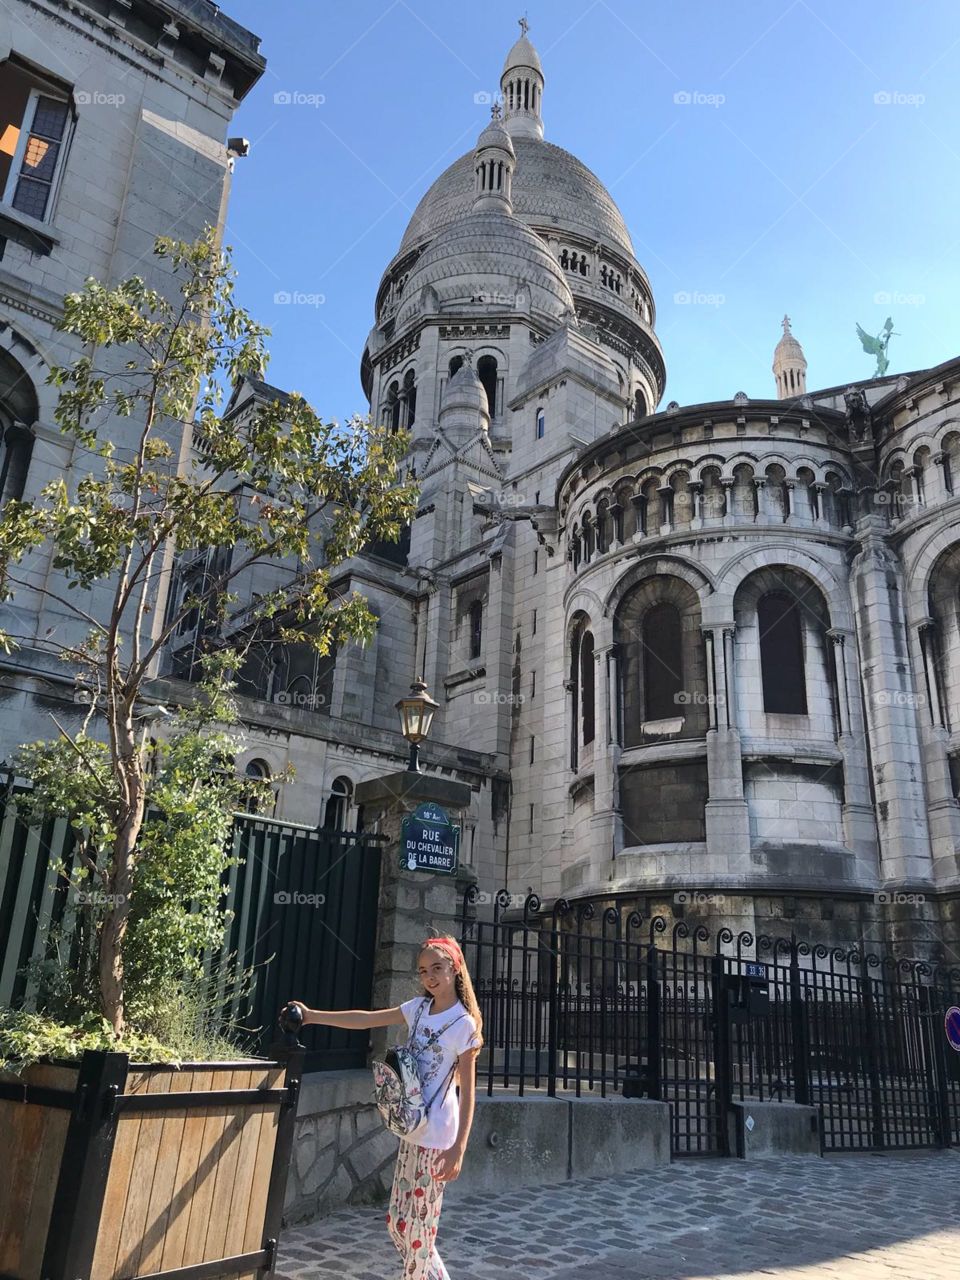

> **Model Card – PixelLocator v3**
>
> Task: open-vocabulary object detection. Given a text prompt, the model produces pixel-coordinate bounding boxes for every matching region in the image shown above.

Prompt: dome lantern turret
[500,17,544,140]
[473,103,516,213]
[773,314,808,398]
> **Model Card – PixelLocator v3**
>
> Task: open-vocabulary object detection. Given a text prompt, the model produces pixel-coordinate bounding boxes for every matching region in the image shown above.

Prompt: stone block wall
[285,1070,398,1225]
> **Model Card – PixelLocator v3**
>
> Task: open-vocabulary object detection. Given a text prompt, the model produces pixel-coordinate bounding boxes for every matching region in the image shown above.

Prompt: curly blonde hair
[417,934,484,1049]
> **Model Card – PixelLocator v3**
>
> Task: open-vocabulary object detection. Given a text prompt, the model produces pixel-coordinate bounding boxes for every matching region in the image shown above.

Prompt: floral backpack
[372,997,466,1139]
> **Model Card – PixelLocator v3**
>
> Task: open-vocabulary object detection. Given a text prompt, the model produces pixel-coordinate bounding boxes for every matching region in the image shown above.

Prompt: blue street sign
[945,1006,960,1053]
[400,802,459,875]
[744,962,768,980]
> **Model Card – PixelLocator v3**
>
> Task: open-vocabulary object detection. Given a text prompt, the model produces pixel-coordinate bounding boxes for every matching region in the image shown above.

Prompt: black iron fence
[0,778,382,1071]
[459,888,960,1156]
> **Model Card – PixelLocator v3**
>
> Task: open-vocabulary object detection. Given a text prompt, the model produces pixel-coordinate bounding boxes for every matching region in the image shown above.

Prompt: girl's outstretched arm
[281,1002,407,1029]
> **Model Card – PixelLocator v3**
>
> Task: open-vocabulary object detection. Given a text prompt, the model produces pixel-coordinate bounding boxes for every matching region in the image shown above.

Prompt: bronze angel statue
[856,316,897,377]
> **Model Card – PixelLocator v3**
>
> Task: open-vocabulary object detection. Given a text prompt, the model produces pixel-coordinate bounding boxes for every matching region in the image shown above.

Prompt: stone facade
[4,17,960,962]
[0,0,263,745]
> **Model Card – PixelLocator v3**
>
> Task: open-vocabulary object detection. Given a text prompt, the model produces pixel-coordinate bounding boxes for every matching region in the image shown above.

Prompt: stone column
[702,623,751,864]
[590,637,621,864]
[355,772,478,1062]
[827,627,878,876]
[914,619,960,880]
[850,521,933,885]
[721,479,734,527]
[689,481,703,530]
[631,494,646,542]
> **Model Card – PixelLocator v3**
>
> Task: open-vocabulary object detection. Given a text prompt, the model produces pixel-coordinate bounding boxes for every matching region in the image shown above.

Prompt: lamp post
[395,676,439,773]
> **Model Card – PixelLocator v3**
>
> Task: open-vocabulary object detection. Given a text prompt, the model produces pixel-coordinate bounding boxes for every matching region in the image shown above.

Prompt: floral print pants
[386,1138,450,1279]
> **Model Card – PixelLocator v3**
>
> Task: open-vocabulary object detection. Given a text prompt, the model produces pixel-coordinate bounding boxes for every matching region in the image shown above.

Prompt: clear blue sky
[221,0,959,419]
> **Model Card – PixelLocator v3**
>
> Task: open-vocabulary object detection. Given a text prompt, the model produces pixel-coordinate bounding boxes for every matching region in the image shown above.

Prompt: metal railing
[459,887,960,1156]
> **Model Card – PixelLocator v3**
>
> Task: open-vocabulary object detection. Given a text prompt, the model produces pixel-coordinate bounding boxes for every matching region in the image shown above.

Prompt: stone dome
[441,360,489,417]
[476,114,515,157]
[503,33,542,75]
[395,208,576,329]
[397,135,635,260]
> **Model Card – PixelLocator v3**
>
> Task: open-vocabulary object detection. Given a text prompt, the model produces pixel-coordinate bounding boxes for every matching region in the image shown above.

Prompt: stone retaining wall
[285,1070,398,1225]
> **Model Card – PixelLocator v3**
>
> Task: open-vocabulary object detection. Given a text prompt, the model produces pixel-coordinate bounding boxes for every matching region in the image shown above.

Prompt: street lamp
[395,676,438,773]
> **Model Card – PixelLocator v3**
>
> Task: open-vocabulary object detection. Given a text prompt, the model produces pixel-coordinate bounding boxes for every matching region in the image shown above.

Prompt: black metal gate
[460,888,960,1158]
[216,816,383,1070]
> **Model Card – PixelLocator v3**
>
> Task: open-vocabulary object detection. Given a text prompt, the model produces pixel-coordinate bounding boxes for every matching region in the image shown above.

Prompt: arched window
[569,619,595,767]
[643,603,683,721]
[0,347,39,506]
[448,354,463,378]
[403,368,417,429]
[758,591,806,713]
[634,389,647,419]
[322,776,352,830]
[580,630,595,745]
[536,407,545,439]
[477,355,498,417]
[384,380,400,432]
[242,759,272,815]
[469,599,483,660]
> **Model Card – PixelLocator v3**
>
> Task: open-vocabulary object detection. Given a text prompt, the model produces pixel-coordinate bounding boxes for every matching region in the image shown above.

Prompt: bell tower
[500,16,544,140]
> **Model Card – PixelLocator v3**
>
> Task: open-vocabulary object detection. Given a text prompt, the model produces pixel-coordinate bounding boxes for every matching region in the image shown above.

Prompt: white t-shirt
[398,995,481,1151]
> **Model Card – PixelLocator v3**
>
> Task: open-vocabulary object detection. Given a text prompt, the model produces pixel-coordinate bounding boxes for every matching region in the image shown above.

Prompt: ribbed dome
[503,33,542,75]
[395,208,576,328]
[398,136,635,259]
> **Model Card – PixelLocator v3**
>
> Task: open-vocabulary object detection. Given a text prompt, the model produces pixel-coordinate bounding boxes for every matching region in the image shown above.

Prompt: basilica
[3,12,960,960]
[199,24,960,960]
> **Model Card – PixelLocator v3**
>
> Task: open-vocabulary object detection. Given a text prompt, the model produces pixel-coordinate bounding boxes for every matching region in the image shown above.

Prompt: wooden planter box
[0,1046,304,1280]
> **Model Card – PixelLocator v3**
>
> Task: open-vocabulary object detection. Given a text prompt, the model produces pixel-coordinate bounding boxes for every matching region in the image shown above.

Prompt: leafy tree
[0,228,418,1039]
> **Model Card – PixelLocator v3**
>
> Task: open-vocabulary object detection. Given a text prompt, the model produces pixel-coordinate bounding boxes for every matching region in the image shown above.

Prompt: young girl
[285,932,483,1279]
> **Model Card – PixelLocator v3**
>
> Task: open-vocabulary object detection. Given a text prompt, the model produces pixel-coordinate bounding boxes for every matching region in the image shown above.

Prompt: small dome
[396,208,576,329]
[477,115,515,157]
[774,316,806,362]
[441,361,489,417]
[503,33,543,76]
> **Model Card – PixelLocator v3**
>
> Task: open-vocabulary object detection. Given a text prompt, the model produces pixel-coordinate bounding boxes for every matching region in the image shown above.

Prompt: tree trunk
[99,733,146,1037]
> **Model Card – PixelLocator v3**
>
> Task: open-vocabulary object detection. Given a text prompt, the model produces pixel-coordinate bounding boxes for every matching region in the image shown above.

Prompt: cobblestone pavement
[277,1150,960,1280]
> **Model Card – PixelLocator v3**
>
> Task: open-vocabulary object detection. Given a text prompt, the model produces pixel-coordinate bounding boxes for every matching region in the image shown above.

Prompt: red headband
[423,937,463,971]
